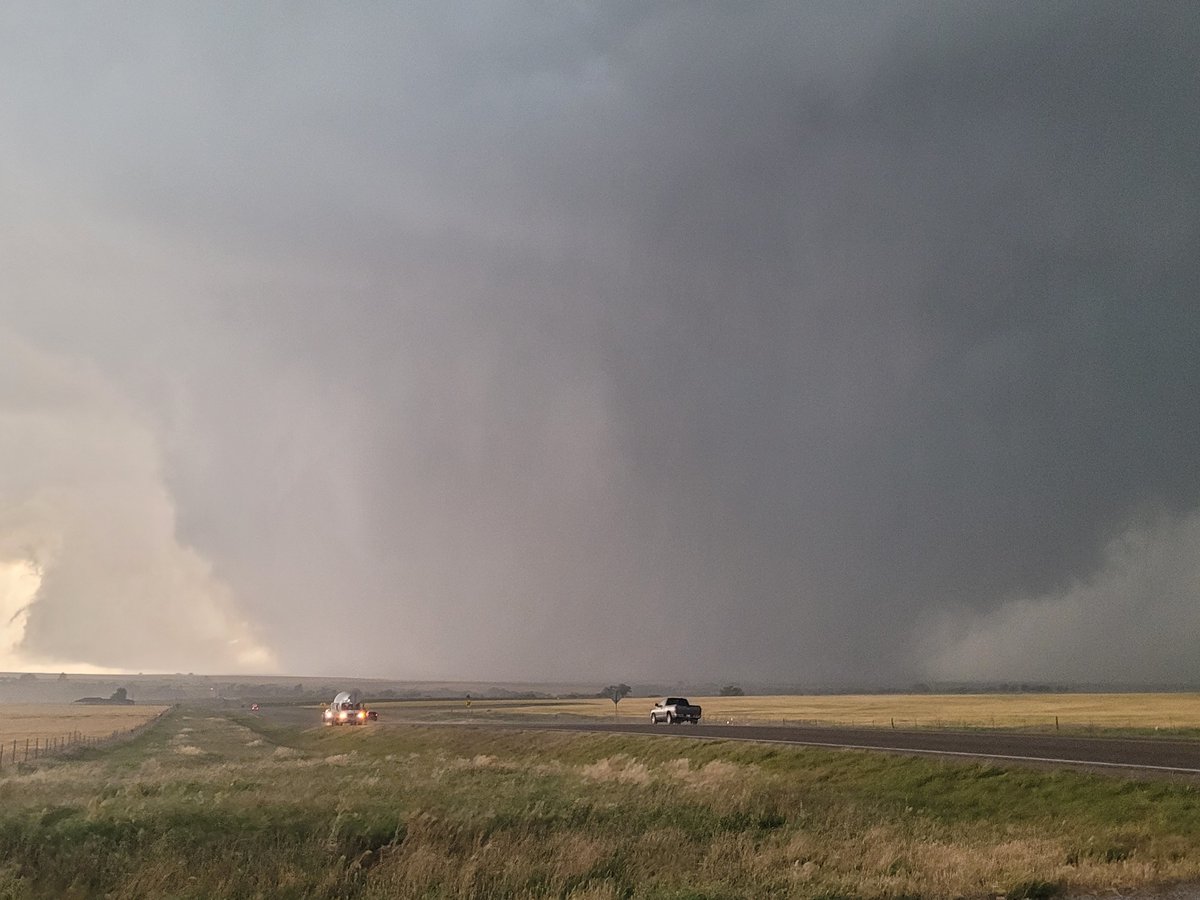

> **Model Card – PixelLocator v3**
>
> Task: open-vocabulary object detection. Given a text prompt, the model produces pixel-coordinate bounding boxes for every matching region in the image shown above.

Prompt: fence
[652,715,1190,733]
[0,706,174,771]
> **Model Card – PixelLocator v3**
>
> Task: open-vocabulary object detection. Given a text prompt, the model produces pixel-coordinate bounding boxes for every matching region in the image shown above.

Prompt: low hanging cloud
[0,330,275,673]
[922,511,1200,685]
[0,4,1197,683]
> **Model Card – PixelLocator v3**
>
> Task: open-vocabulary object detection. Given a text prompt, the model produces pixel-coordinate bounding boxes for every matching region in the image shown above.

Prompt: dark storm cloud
[1,3,1197,681]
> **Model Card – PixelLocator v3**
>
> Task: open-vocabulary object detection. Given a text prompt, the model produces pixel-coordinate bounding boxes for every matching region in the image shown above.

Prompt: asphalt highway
[252,706,1200,778]
[543,722,1200,777]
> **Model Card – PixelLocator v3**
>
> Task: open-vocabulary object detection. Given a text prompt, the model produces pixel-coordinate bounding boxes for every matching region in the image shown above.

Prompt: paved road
[252,706,1200,777]
[540,722,1200,777]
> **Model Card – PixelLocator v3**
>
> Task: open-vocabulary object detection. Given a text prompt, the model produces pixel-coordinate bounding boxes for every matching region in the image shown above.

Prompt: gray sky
[2,3,1197,684]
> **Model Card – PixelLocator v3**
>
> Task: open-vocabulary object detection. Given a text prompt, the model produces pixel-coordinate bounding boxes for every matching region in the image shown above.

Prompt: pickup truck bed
[649,697,702,725]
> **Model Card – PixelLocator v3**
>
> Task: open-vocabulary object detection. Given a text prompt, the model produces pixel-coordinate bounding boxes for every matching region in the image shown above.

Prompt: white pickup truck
[649,697,702,725]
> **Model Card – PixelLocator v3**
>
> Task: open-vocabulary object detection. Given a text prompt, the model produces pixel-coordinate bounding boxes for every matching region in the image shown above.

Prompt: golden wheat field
[371,693,1200,731]
[0,704,169,745]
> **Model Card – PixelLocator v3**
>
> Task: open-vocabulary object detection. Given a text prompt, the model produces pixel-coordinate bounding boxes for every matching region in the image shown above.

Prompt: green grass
[0,707,1198,898]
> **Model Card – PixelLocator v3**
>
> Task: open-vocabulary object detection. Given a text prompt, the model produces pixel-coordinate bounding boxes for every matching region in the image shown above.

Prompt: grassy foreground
[2,708,1200,899]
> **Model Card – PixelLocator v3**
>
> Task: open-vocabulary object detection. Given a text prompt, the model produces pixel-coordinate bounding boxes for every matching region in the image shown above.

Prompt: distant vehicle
[250,703,260,711]
[650,697,702,725]
[322,690,373,725]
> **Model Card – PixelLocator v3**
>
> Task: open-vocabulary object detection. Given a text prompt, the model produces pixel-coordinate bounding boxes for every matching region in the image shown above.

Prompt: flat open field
[3,706,1200,898]
[0,704,169,744]
[368,692,1200,732]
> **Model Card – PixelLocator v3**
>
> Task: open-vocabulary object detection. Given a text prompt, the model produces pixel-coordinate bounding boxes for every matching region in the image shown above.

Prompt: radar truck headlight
[327,689,367,725]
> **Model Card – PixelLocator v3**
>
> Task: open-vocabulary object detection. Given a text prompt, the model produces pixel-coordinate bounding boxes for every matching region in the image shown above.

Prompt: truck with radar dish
[322,690,377,725]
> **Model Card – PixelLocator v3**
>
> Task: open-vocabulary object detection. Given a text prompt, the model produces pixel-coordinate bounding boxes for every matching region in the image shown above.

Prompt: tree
[110,687,128,702]
[600,684,632,718]
[719,685,745,696]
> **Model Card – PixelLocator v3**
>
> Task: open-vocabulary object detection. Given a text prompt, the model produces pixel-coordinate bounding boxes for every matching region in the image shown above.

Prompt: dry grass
[369,692,1200,731]
[0,703,169,744]
[4,707,1200,898]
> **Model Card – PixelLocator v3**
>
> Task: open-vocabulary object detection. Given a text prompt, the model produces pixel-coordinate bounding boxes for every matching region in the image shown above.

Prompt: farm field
[368,692,1200,733]
[0,704,170,745]
[2,706,1200,898]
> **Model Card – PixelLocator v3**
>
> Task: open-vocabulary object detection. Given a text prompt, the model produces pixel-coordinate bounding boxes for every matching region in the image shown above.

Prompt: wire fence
[644,715,1193,732]
[0,706,174,771]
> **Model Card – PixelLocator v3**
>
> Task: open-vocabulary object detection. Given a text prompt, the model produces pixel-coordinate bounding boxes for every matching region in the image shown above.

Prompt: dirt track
[253,705,1200,778]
